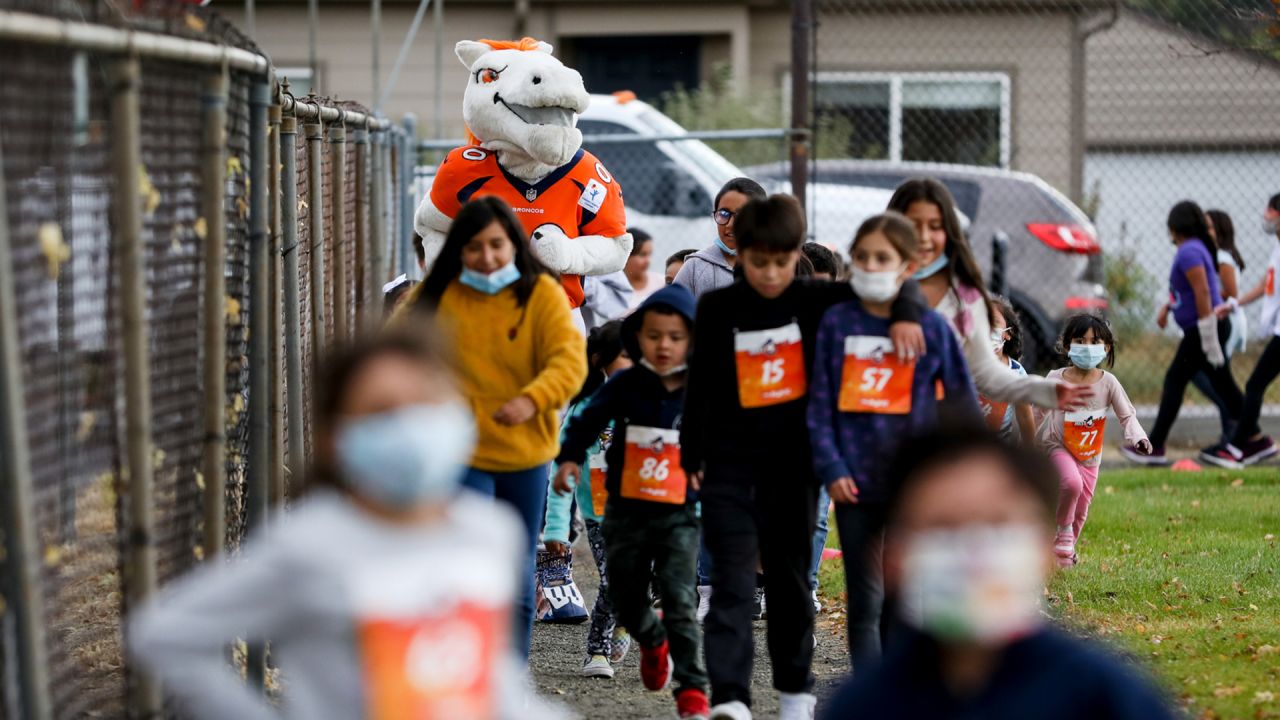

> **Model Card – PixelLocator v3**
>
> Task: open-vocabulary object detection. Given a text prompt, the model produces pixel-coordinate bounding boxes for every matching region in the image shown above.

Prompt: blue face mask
[715,237,738,257]
[1068,343,1108,370]
[913,252,949,280]
[460,261,521,295]
[336,402,477,508]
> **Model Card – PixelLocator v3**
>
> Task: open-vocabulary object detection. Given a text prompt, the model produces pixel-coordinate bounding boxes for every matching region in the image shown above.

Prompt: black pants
[1150,318,1243,449]
[1232,335,1280,444]
[602,504,709,696]
[833,502,887,667]
[1190,371,1237,442]
[701,463,817,707]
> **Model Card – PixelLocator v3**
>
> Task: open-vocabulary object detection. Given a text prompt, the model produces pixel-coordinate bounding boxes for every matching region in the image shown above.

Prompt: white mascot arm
[531,224,633,277]
[413,195,453,270]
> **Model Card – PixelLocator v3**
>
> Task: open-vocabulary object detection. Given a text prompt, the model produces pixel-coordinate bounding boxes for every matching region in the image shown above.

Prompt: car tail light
[1065,296,1109,311]
[1027,223,1100,254]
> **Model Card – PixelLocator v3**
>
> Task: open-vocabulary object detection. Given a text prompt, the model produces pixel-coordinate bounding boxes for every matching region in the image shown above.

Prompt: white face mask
[990,329,1007,354]
[640,357,687,377]
[899,524,1046,645]
[850,266,904,304]
[336,402,477,507]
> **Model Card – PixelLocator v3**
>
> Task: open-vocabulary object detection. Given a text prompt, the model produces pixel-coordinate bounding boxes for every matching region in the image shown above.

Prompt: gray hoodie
[672,244,734,300]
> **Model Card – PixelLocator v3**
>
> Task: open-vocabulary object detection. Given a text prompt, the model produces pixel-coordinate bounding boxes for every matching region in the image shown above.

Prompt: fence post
[201,67,228,560]
[369,129,386,301]
[246,78,272,691]
[789,0,812,211]
[305,118,327,374]
[353,127,368,330]
[110,54,162,718]
[268,97,285,508]
[400,116,416,277]
[329,122,348,343]
[279,111,306,490]
[991,231,1010,297]
[0,127,54,720]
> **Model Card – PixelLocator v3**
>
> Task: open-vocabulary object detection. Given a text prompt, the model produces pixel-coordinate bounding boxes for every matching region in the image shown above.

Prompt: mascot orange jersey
[430,145,626,308]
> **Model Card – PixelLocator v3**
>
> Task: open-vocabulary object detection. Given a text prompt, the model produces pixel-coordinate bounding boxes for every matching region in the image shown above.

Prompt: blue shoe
[535,549,589,624]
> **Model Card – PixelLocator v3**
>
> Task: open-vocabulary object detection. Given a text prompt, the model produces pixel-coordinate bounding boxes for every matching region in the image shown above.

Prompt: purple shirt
[807,301,979,503]
[1169,239,1222,329]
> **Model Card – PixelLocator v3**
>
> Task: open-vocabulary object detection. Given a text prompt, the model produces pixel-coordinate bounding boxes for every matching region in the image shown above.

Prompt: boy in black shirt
[554,284,710,720]
[682,195,925,720]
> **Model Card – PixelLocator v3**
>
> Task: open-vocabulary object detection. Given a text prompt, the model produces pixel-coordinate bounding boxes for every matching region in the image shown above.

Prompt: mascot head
[455,37,590,169]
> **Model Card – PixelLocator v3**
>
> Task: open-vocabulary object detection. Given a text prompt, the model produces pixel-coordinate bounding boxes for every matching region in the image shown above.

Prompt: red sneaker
[639,640,673,691]
[676,688,710,720]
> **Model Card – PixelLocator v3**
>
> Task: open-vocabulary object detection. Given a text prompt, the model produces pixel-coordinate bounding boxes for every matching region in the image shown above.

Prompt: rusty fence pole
[245,77,272,691]
[353,126,368,330]
[279,110,306,491]
[304,118,327,373]
[110,54,162,718]
[0,121,54,720]
[329,121,348,342]
[789,0,812,212]
[369,129,387,324]
[268,99,285,508]
[200,66,228,559]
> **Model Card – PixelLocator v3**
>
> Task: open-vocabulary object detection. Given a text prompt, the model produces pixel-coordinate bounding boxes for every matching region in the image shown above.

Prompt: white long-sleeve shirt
[128,492,566,720]
[934,284,1060,409]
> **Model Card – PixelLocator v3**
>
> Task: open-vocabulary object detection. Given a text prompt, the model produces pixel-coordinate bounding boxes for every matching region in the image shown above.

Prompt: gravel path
[529,541,852,719]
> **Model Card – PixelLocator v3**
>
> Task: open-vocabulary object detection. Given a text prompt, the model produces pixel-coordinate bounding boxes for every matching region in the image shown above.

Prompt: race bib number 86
[620,426,686,504]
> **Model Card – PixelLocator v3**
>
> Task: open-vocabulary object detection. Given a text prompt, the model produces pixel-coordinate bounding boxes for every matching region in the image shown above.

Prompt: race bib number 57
[838,336,915,414]
[620,426,686,504]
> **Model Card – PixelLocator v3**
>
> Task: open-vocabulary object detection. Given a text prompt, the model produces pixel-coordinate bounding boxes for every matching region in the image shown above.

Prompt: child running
[1036,315,1150,564]
[982,296,1037,444]
[807,212,979,667]
[552,285,710,720]
[543,321,633,678]
[683,195,926,720]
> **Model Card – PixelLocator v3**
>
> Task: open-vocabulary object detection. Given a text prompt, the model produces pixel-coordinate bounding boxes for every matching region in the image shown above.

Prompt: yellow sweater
[398,275,586,472]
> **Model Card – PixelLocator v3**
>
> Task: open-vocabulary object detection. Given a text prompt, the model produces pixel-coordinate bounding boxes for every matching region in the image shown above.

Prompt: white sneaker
[709,700,752,720]
[778,692,817,720]
[811,590,821,614]
[696,584,712,623]
[581,654,614,679]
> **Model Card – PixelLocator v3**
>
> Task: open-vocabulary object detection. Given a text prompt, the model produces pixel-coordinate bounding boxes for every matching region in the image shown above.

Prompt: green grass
[816,467,1280,719]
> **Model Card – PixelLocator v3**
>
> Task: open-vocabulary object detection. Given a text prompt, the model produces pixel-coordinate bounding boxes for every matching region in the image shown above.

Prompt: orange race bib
[838,336,916,414]
[980,396,1009,431]
[587,452,609,516]
[620,426,686,505]
[1266,267,1275,296]
[734,323,807,408]
[358,602,506,719]
[1063,409,1106,462]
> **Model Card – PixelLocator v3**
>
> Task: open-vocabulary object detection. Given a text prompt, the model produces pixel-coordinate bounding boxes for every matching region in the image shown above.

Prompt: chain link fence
[0,5,415,718]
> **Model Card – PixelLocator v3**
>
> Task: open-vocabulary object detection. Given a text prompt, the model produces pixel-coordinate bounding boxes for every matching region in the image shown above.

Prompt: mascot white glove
[532,223,633,277]
[1197,315,1225,369]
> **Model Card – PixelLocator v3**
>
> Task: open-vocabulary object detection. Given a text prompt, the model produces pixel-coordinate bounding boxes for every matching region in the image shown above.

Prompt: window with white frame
[813,72,1011,168]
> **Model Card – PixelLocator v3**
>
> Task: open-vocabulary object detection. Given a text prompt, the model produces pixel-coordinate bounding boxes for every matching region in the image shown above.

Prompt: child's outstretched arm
[1015,403,1038,445]
[938,324,982,421]
[807,313,854,488]
[1108,373,1151,452]
[556,379,619,473]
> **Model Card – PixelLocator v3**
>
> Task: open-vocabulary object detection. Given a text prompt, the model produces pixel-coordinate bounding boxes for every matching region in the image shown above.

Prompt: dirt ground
[529,541,852,719]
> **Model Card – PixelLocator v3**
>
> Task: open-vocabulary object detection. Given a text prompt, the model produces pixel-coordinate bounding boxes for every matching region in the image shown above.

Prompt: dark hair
[1269,193,1280,214]
[990,295,1023,361]
[714,177,767,210]
[1058,313,1116,369]
[802,243,839,277]
[795,253,815,278]
[666,248,696,267]
[884,426,1060,528]
[383,277,415,319]
[735,194,806,254]
[850,211,919,263]
[571,320,626,406]
[312,331,450,492]
[1206,209,1245,271]
[412,233,425,265]
[415,196,553,310]
[887,178,994,323]
[1167,200,1219,259]
[628,227,652,257]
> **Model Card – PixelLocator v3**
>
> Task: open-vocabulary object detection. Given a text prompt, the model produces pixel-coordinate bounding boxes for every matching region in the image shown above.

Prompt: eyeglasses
[713,208,736,226]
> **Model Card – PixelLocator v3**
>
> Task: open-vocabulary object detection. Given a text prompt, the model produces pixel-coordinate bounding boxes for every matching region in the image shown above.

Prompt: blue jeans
[462,464,550,661]
[809,485,830,590]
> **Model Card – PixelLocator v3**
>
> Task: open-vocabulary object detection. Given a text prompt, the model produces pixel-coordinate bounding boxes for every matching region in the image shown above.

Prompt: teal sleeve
[541,473,574,544]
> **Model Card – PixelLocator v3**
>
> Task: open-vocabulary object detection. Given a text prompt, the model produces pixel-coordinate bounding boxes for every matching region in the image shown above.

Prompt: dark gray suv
[748,160,1108,371]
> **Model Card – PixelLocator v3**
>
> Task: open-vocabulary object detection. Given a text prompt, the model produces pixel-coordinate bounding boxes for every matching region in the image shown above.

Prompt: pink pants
[1051,449,1100,539]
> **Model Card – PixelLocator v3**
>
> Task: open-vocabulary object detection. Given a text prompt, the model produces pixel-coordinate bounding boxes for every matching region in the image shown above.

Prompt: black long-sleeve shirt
[557,366,693,515]
[680,279,924,480]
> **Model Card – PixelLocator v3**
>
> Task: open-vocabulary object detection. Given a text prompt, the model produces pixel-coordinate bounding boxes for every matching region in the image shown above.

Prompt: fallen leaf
[193,545,204,560]
[194,217,207,240]
[226,296,241,324]
[1231,477,1244,487]
[1105,485,1116,495]
[227,156,243,177]
[1190,499,1201,509]
[76,411,96,442]
[1258,645,1277,655]
[1265,534,1276,541]
[43,545,62,567]
[38,222,70,280]
[1213,685,1243,698]
[138,165,160,216]
[1255,691,1275,704]
[195,471,205,491]
[153,448,166,468]
[183,13,206,32]
[1135,623,1147,634]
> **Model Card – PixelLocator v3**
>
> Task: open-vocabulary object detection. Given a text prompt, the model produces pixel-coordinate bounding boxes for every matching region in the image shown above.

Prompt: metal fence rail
[0,7,414,718]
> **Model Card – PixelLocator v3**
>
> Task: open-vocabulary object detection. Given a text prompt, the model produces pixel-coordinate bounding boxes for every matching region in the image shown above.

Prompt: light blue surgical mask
[714,237,738,257]
[336,402,476,508]
[1068,343,1107,370]
[460,261,521,295]
[913,252,949,280]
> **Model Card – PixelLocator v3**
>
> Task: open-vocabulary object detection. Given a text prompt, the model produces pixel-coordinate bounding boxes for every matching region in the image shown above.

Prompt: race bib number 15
[734,323,807,408]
